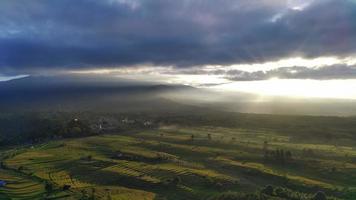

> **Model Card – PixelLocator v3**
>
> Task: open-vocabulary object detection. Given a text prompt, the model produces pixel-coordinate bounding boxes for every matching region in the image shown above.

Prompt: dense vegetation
[1,111,356,146]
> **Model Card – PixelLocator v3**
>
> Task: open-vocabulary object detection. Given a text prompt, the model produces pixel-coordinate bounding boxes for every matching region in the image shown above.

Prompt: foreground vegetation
[1,122,356,199]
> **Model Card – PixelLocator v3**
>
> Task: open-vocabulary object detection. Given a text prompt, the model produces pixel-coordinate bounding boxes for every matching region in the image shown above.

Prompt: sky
[1,0,356,99]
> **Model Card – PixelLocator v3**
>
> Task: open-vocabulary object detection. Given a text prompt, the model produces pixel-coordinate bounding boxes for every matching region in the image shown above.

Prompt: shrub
[274,187,289,198]
[87,155,93,161]
[209,192,262,200]
[313,191,327,200]
[209,192,245,200]
[261,185,274,195]
[171,176,181,186]
[45,181,53,193]
[62,184,71,191]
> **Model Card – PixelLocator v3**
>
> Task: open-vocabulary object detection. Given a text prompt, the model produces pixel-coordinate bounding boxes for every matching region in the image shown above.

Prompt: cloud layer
[225,65,356,81]
[1,0,356,77]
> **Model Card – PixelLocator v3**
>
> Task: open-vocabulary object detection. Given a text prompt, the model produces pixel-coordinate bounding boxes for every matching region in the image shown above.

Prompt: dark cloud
[225,65,356,81]
[1,0,356,74]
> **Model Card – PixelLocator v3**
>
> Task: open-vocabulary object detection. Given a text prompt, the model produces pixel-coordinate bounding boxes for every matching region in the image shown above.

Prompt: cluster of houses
[89,116,155,134]
[122,117,153,127]
[90,117,120,133]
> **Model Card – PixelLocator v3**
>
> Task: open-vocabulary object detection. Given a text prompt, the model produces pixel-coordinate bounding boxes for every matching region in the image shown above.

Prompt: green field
[1,126,356,199]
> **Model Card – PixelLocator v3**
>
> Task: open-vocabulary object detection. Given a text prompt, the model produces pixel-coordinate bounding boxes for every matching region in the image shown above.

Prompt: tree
[331,167,336,173]
[87,155,93,161]
[273,149,285,164]
[90,188,96,200]
[105,188,112,200]
[45,181,53,194]
[171,176,181,186]
[80,190,89,200]
[0,161,5,169]
[303,148,315,157]
[62,184,71,191]
[69,127,82,136]
[274,187,289,198]
[65,118,92,138]
[263,141,268,152]
[285,151,292,160]
[263,150,269,160]
[261,185,274,195]
[208,192,260,200]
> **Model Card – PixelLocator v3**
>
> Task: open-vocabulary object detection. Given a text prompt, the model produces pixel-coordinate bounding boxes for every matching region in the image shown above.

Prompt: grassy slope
[1,126,356,199]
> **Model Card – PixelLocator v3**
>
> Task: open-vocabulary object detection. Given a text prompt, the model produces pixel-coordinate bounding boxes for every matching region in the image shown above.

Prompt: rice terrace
[1,112,356,199]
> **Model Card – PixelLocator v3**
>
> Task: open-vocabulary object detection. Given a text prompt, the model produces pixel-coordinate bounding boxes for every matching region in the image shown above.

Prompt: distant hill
[2,75,356,116]
[0,75,197,112]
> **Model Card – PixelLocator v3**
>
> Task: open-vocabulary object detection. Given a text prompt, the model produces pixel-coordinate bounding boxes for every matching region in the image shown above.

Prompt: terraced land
[0,169,45,200]
[1,126,356,199]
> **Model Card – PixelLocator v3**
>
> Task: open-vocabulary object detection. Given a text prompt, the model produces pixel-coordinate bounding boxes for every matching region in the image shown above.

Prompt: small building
[0,180,7,187]
[122,118,135,124]
[143,121,152,126]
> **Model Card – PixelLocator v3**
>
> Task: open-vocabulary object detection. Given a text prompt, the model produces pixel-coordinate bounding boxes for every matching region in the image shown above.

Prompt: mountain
[0,75,197,112]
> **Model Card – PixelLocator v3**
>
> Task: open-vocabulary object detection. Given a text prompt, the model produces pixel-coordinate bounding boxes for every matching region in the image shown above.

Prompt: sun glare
[215,79,356,99]
[66,56,356,100]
